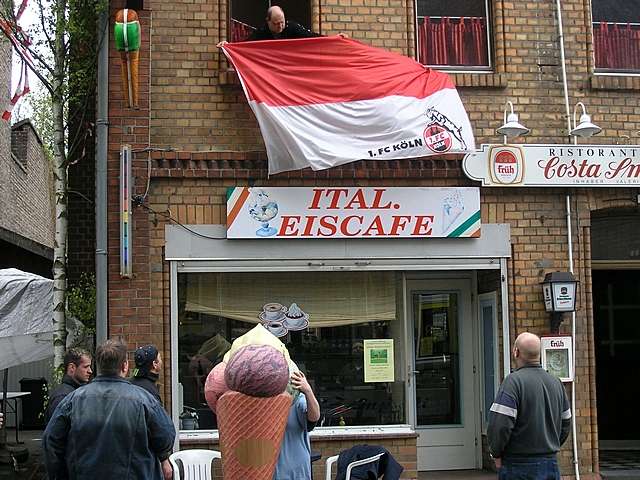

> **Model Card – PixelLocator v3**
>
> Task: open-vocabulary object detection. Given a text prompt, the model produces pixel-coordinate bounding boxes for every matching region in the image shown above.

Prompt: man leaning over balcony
[217,5,346,47]
[249,6,319,40]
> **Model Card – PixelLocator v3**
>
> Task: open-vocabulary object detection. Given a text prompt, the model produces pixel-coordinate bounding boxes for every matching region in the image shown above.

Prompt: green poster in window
[364,339,394,383]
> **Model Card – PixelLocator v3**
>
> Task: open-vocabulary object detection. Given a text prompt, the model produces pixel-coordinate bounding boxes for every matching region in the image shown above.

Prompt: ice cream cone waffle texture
[216,391,291,480]
[119,51,139,108]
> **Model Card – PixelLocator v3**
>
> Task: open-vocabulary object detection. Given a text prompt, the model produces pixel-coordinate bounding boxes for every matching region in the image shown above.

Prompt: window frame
[414,0,494,72]
[227,0,313,43]
[591,0,640,74]
[478,291,498,433]
[171,263,409,437]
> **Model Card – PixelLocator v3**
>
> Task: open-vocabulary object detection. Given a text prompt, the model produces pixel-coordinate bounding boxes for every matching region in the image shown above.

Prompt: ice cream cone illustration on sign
[442,190,465,234]
[114,9,141,109]
[489,146,524,185]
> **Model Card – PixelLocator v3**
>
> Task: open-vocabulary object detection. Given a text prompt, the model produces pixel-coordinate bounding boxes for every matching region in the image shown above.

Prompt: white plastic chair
[169,449,221,480]
[325,452,385,480]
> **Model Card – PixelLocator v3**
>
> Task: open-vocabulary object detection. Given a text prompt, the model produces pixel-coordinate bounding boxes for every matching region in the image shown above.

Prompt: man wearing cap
[45,348,93,424]
[132,344,163,404]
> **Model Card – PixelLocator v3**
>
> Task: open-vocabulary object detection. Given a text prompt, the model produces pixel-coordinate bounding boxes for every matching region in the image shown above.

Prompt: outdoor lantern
[496,100,530,141]
[570,102,602,139]
[541,272,578,333]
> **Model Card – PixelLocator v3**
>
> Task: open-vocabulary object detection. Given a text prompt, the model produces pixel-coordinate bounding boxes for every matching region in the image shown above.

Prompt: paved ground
[419,470,495,479]
[0,429,45,479]
[1,430,637,480]
[600,449,640,480]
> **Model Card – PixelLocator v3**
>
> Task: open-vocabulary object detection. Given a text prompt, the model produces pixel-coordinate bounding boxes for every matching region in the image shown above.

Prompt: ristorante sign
[463,144,640,186]
[227,187,481,239]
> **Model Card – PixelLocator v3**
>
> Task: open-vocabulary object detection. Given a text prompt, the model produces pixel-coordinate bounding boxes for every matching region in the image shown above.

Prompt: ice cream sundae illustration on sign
[227,187,481,238]
[259,302,309,337]
[248,189,279,237]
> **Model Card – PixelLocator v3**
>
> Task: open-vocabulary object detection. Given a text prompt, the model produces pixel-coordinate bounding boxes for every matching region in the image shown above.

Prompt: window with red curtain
[592,0,640,71]
[416,0,491,69]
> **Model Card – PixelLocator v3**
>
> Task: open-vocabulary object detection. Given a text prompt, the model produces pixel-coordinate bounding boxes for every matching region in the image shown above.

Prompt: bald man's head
[513,332,541,366]
[267,6,285,34]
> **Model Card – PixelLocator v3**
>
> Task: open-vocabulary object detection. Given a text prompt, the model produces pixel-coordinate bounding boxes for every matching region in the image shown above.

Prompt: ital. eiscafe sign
[227,187,480,239]
[463,144,640,186]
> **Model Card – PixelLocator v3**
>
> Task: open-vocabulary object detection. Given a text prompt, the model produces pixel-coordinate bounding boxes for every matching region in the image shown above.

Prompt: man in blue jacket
[42,339,176,480]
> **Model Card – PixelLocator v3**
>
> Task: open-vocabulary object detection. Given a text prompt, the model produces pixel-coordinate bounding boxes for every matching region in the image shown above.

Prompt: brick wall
[121,172,623,477]
[67,129,96,284]
[0,37,13,230]
[121,0,640,153]
[105,0,640,477]
[1,121,54,249]
[180,434,418,479]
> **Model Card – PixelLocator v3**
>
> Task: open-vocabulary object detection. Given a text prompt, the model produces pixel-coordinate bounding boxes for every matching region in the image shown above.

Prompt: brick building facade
[0,36,53,276]
[103,0,640,478]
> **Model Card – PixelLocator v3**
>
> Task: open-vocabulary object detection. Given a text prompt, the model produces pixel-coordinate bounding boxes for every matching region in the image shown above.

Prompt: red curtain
[418,17,488,67]
[594,22,640,71]
[230,18,256,43]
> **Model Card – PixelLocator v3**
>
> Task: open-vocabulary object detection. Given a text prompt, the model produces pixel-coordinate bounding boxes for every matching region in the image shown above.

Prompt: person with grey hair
[488,332,571,480]
[42,339,175,480]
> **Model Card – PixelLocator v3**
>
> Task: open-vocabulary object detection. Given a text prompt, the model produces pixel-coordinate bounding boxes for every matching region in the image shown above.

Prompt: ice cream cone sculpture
[114,9,141,108]
[204,325,295,480]
[217,391,291,479]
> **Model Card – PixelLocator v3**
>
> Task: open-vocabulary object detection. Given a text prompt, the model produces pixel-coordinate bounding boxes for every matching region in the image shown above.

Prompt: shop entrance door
[407,279,479,470]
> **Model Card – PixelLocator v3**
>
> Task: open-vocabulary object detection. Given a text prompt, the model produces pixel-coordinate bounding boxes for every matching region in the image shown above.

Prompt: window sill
[179,424,416,445]
[590,74,640,91]
[449,72,507,88]
[218,68,506,89]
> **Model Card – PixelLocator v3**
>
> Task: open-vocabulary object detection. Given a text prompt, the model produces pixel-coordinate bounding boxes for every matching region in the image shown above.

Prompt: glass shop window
[592,0,640,72]
[229,0,312,42]
[177,271,405,431]
[416,0,491,69]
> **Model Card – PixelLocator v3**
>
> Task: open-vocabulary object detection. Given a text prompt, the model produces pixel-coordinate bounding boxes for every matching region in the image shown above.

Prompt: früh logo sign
[464,144,640,187]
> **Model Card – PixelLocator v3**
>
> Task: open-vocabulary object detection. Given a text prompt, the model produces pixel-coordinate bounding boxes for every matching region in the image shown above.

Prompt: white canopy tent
[0,269,54,370]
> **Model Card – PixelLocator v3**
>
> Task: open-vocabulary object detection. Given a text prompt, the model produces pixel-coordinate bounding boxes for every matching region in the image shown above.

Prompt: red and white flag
[221,36,475,174]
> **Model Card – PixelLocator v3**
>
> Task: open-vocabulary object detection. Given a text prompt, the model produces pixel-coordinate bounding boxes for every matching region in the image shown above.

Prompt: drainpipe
[95,10,109,345]
[555,0,580,477]
[555,0,572,136]
[566,194,581,480]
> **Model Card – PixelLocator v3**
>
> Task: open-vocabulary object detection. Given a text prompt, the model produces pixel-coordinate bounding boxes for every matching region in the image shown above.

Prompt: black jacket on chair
[335,444,403,480]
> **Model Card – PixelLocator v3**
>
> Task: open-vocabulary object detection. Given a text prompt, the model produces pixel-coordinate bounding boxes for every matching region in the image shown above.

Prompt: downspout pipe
[555,1,580,477]
[95,10,109,345]
[566,194,580,480]
[555,0,572,135]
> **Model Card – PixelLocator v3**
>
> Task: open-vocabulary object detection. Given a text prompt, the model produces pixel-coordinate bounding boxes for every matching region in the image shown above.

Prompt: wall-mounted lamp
[496,101,530,143]
[570,102,601,139]
[541,272,578,333]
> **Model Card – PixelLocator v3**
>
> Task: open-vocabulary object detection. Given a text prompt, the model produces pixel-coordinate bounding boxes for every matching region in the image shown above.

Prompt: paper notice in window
[364,339,394,383]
